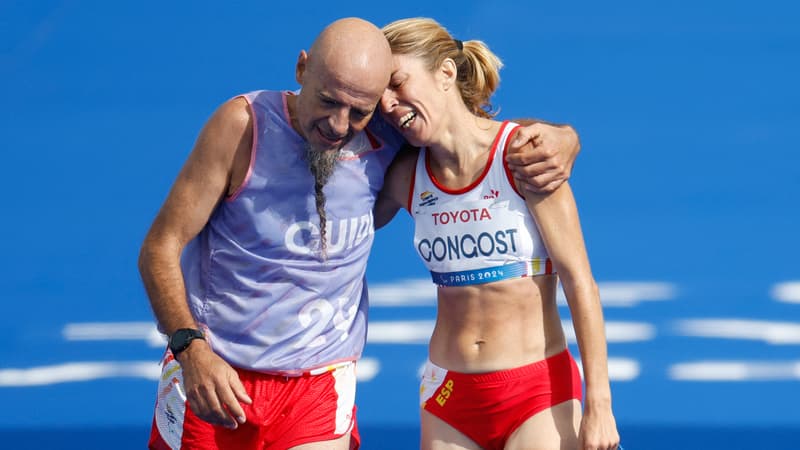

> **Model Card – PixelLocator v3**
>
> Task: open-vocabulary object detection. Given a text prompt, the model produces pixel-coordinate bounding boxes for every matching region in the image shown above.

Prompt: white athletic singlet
[410,121,553,287]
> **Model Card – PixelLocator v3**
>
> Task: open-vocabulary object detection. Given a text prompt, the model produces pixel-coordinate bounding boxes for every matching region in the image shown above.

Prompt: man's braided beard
[305,145,341,260]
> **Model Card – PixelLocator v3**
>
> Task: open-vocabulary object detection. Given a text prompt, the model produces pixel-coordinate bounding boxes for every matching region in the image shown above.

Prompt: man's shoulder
[211,96,252,129]
[235,89,287,106]
[226,90,295,130]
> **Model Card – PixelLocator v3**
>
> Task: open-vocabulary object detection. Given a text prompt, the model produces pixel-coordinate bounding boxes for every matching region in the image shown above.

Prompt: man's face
[294,52,385,154]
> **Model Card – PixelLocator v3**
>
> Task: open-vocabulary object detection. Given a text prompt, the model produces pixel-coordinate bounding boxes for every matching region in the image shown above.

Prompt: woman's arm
[521,179,620,449]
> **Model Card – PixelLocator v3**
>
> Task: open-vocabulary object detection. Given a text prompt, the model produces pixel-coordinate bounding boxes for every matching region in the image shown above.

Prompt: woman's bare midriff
[429,274,568,373]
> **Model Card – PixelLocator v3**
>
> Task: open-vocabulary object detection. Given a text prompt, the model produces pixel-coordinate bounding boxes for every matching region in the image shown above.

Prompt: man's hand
[506,123,581,193]
[177,341,253,429]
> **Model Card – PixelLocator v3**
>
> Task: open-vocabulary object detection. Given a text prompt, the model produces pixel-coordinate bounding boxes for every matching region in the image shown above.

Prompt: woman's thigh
[421,409,482,450]
[505,399,581,450]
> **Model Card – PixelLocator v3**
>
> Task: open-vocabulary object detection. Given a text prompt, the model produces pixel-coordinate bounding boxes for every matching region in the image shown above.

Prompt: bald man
[140,17,580,450]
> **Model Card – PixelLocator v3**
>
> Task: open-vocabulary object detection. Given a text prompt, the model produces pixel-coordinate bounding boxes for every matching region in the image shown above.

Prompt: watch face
[170,329,204,355]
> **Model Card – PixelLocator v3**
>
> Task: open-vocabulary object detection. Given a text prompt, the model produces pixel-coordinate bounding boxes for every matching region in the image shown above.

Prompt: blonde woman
[374,18,620,450]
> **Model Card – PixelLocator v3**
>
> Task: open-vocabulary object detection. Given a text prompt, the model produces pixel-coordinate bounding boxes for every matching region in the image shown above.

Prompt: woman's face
[380,53,449,147]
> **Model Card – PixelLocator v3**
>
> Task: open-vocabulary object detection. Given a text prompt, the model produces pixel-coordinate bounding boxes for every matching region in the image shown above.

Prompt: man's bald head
[306,17,393,91]
[291,17,394,155]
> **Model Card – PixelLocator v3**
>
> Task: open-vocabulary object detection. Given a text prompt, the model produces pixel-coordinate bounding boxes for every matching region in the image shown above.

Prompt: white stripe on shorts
[154,356,187,450]
[332,362,357,435]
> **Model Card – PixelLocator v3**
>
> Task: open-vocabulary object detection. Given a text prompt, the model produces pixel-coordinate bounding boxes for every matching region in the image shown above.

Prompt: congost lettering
[417,229,519,262]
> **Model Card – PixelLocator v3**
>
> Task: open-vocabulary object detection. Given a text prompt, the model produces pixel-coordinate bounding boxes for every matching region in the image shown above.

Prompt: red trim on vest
[425,121,509,195]
[502,124,525,198]
[364,128,381,150]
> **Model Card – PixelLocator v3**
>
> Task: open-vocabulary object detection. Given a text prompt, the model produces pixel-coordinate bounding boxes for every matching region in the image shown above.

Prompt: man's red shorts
[148,352,359,450]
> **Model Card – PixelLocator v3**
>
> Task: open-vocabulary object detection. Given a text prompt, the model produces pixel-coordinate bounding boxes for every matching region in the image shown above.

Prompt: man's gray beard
[305,145,340,188]
[305,145,341,259]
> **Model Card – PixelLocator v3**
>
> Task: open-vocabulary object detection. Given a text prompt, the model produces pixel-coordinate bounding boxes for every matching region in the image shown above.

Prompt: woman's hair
[382,17,503,118]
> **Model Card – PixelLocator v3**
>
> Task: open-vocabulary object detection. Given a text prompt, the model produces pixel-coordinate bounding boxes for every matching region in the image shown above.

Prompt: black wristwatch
[168,328,205,357]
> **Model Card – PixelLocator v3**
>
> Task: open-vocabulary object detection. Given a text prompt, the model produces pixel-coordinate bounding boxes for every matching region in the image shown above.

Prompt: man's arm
[506,119,581,193]
[374,145,418,229]
[138,97,253,429]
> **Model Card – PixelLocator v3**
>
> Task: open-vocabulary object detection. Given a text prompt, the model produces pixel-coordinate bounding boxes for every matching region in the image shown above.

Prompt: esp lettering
[435,379,455,407]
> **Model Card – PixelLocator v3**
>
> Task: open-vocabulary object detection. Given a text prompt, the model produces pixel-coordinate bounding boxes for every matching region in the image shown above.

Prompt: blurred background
[1,1,798,448]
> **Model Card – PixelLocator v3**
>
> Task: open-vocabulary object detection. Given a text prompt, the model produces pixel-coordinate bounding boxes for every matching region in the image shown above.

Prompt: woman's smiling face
[380,53,450,147]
